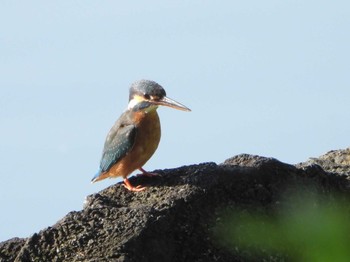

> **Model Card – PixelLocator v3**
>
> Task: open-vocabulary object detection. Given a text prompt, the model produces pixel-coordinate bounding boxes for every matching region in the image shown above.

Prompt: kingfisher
[91,80,191,191]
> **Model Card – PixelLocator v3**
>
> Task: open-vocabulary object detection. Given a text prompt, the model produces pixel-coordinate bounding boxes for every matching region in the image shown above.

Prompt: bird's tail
[91,169,106,183]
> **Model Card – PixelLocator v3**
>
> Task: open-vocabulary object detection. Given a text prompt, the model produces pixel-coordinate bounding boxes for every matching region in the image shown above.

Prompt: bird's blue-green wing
[99,121,137,173]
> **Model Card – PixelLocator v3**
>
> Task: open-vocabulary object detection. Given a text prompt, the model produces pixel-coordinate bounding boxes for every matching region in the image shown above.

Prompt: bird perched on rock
[92,80,191,191]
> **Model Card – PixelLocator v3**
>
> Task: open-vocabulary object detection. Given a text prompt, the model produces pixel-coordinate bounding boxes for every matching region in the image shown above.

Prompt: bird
[91,80,191,191]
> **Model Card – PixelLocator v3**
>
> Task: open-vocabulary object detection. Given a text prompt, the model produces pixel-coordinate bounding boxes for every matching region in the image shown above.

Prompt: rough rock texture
[1,150,350,262]
[299,147,350,177]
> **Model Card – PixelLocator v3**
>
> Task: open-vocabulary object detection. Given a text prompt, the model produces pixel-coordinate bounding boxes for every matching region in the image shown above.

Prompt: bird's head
[127,80,191,112]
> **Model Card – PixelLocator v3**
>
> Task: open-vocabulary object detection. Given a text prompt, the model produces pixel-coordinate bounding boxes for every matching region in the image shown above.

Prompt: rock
[299,147,350,177]
[1,152,350,262]
[0,238,25,262]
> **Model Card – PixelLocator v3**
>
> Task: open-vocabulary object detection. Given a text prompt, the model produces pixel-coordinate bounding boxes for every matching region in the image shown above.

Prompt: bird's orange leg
[137,167,160,177]
[122,178,146,192]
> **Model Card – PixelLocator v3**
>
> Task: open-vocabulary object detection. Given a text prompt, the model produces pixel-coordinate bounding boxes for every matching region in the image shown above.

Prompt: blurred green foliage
[216,193,350,261]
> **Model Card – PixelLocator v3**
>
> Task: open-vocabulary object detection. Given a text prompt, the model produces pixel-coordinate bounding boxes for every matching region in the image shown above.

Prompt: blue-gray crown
[129,80,166,101]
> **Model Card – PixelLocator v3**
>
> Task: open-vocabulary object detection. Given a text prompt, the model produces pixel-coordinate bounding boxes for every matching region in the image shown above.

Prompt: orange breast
[104,110,161,179]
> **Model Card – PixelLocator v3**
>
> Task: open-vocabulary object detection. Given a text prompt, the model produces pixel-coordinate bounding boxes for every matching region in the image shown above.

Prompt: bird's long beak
[155,96,191,111]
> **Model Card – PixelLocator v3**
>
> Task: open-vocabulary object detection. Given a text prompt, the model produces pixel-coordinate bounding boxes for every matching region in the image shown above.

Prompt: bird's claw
[123,178,146,192]
[122,183,146,192]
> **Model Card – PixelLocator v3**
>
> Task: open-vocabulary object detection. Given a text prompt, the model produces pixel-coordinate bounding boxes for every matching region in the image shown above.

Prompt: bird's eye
[144,94,151,100]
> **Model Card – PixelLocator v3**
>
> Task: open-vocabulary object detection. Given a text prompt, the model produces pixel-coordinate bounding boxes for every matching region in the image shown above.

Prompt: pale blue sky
[1,1,349,241]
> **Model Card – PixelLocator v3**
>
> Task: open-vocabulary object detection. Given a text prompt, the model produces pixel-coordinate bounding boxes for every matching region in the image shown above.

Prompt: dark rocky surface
[298,147,350,177]
[1,150,350,262]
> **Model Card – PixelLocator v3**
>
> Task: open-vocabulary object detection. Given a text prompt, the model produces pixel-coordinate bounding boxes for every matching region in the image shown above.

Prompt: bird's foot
[136,167,160,177]
[122,178,146,192]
